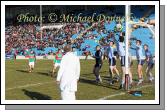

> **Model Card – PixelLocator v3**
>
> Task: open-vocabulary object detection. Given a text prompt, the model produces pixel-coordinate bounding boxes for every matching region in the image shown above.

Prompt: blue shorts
[95,63,103,68]
[137,59,145,66]
[121,56,125,66]
[147,62,154,69]
[109,57,116,66]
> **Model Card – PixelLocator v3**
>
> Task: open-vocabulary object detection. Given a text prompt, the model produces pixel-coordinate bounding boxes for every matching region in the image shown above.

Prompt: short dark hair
[136,40,142,44]
[64,44,72,53]
[110,41,115,44]
[144,44,148,47]
[72,47,75,49]
[119,36,124,42]
[96,45,100,49]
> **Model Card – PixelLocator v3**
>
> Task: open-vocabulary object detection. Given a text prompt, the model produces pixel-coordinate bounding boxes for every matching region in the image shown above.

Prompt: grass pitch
[5,59,155,100]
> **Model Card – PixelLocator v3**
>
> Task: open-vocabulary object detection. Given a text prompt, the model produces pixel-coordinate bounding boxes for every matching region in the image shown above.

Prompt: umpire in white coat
[56,45,80,100]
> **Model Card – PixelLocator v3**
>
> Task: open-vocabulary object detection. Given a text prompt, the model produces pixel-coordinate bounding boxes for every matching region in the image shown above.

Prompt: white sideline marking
[98,85,153,100]
[6,76,86,91]
[6,81,55,91]
[98,92,125,100]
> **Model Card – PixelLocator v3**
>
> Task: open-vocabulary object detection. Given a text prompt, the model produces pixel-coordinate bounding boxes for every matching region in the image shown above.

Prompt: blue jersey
[136,45,145,60]
[108,46,117,59]
[118,42,125,56]
[145,49,154,64]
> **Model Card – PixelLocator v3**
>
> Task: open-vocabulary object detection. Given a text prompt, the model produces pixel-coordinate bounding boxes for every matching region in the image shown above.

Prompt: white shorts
[54,63,60,67]
[61,90,76,100]
[29,62,35,67]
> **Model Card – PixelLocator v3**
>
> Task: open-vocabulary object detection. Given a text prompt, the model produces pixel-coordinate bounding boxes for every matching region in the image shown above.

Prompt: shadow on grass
[133,79,138,82]
[81,72,94,76]
[101,76,111,82]
[81,71,108,80]
[79,78,120,90]
[22,89,52,100]
[36,72,49,76]
[36,71,57,78]
[16,70,29,73]
[81,71,107,76]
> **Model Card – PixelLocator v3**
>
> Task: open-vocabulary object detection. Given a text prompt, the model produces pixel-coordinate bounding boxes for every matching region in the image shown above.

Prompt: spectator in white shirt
[56,45,80,100]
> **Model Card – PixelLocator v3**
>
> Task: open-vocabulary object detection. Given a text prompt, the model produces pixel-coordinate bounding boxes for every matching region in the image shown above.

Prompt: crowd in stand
[5,20,120,56]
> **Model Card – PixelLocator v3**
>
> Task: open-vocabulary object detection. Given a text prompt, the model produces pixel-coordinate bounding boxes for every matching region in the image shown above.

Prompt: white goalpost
[125,5,130,91]
[125,5,130,74]
[124,5,155,91]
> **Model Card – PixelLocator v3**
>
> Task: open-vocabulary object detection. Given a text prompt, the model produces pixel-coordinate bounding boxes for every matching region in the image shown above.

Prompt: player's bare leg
[120,67,125,87]
[113,67,120,81]
[109,66,114,85]
[52,65,56,77]
[146,67,154,82]
[137,65,143,85]
[29,65,32,73]
[129,68,133,84]
[109,66,113,77]
[94,66,102,83]
[31,65,34,72]
[122,67,125,76]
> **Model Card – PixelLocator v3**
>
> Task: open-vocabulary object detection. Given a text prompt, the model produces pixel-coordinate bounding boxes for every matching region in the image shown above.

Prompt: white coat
[57,52,80,92]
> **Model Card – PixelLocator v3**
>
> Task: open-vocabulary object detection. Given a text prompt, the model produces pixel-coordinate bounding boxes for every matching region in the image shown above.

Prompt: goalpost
[125,5,130,91]
[124,5,155,91]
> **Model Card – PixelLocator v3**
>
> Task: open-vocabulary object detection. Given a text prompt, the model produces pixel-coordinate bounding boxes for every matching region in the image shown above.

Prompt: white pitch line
[98,92,125,100]
[6,75,84,91]
[6,81,55,91]
[98,84,153,100]
[5,76,85,91]
[6,76,85,91]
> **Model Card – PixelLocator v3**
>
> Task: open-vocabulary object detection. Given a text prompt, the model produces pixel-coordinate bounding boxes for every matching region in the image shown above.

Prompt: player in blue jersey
[108,41,120,85]
[144,44,154,82]
[118,36,126,75]
[135,40,145,85]
[93,45,103,83]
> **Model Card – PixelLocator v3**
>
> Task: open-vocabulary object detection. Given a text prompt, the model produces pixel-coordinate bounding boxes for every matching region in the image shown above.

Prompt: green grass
[5,59,155,100]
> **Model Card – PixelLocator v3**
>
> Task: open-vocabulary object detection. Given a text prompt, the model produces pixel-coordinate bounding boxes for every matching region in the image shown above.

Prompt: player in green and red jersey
[52,49,63,77]
[28,50,36,73]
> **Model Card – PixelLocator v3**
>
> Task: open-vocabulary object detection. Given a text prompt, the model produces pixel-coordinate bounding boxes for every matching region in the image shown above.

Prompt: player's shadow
[22,89,52,100]
[101,76,111,81]
[16,70,29,73]
[79,78,117,89]
[36,72,50,76]
[81,73,94,79]
[79,77,121,90]
[79,78,95,85]
[81,72,94,76]
[81,71,107,79]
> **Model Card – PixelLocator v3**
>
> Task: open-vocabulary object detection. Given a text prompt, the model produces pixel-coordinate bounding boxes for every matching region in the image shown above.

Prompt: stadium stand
[5,5,155,59]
